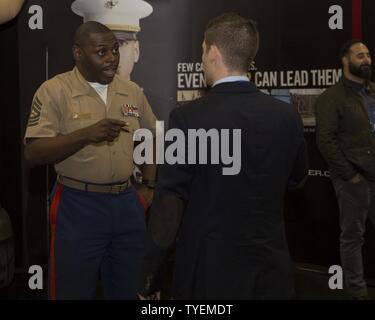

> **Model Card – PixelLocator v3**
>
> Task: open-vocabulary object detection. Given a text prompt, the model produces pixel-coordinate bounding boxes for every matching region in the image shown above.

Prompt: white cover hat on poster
[71,0,153,32]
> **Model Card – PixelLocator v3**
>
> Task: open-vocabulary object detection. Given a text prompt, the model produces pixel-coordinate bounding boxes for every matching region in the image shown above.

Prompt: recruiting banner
[16,0,375,278]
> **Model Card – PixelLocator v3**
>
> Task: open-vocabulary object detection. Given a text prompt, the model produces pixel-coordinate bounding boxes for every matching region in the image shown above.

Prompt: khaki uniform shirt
[25,67,157,183]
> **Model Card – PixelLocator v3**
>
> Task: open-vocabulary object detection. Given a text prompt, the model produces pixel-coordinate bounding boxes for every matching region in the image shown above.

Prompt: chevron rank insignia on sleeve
[27,96,42,127]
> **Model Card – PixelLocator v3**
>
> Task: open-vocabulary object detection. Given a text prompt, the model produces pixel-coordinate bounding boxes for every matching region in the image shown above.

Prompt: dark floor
[1,262,374,300]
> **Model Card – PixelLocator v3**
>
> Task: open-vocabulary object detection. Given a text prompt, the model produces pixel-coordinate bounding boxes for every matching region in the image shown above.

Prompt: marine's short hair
[74,21,113,47]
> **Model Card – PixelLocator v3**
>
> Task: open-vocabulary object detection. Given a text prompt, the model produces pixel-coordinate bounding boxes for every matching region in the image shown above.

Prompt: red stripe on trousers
[49,184,63,300]
[352,0,362,39]
[137,191,149,213]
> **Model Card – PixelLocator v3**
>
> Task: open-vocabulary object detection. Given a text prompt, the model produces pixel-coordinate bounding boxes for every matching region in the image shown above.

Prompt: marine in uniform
[24,21,157,299]
[72,0,156,208]
[71,0,153,80]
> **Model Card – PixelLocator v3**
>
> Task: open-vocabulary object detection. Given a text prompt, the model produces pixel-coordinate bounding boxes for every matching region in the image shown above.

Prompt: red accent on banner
[352,0,362,39]
[49,184,63,300]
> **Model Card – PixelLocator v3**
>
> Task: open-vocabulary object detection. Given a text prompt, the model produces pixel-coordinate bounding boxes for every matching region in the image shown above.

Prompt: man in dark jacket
[139,13,307,300]
[315,40,375,299]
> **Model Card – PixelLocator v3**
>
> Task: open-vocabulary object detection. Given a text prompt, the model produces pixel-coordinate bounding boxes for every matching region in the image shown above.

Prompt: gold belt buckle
[110,181,127,194]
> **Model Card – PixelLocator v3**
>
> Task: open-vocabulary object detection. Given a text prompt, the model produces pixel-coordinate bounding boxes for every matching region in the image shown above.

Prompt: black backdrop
[1,0,375,283]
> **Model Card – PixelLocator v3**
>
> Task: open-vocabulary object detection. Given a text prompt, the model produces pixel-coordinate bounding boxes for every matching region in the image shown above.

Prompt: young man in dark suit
[139,12,307,300]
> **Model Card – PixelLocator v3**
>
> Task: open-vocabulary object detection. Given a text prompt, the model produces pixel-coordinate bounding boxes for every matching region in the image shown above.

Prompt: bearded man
[315,40,375,300]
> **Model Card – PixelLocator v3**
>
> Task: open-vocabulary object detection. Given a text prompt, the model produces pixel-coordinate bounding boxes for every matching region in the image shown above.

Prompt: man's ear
[209,44,223,63]
[72,45,82,62]
[342,55,348,68]
[133,40,140,63]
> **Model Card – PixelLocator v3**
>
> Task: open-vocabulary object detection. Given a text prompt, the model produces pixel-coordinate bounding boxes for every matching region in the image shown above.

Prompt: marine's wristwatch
[142,179,156,189]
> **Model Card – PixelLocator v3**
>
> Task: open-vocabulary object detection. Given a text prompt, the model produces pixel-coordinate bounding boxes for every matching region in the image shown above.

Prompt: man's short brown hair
[204,13,259,73]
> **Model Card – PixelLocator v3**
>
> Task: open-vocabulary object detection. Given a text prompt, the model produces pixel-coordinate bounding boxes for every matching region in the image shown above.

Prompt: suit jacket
[141,81,307,299]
